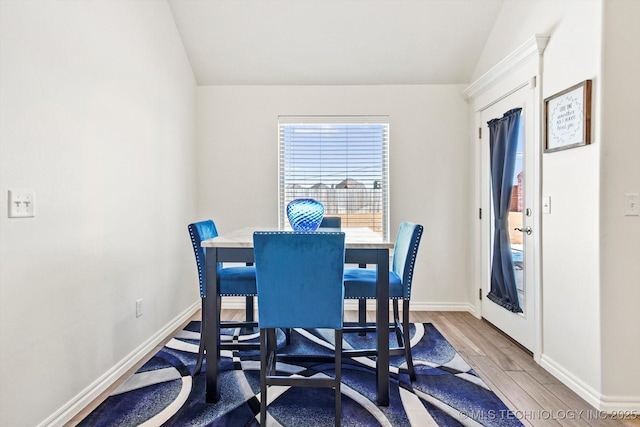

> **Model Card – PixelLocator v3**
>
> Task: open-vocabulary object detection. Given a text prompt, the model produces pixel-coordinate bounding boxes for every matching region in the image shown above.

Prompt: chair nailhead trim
[405,225,423,300]
[189,226,205,297]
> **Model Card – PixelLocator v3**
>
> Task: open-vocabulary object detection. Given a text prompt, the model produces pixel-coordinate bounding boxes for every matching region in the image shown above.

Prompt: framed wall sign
[544,80,592,153]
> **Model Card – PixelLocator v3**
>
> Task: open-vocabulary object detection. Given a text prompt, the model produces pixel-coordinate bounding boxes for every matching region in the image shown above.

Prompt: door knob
[514,226,532,235]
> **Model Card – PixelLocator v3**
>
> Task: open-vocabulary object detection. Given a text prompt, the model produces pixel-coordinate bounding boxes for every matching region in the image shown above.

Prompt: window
[278,116,390,239]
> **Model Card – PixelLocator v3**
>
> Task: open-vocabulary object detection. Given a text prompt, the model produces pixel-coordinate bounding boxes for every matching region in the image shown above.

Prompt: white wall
[600,0,640,406]
[0,1,198,425]
[473,0,640,411]
[538,0,603,402]
[196,85,471,309]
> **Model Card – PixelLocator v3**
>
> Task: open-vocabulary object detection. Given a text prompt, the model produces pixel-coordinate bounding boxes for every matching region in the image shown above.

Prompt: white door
[479,83,538,352]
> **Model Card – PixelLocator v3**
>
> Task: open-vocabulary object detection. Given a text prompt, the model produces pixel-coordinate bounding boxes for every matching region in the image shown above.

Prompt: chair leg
[393,299,403,346]
[334,330,342,427]
[245,263,255,326]
[358,299,367,336]
[267,328,277,368]
[244,262,256,333]
[260,329,268,426]
[194,298,206,376]
[403,300,416,381]
[245,295,254,322]
[242,296,255,334]
[357,262,367,337]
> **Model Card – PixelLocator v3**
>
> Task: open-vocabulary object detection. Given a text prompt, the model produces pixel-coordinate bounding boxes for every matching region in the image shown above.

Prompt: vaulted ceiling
[167,0,504,86]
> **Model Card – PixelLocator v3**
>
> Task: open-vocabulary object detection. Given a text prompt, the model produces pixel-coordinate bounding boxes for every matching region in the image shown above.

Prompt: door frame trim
[465,34,548,362]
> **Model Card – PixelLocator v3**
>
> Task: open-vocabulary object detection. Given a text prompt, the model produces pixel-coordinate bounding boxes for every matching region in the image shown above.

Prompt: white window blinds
[278,116,390,239]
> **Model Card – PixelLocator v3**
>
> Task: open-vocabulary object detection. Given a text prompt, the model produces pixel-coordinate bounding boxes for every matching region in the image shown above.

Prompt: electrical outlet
[136,299,143,318]
[8,189,35,218]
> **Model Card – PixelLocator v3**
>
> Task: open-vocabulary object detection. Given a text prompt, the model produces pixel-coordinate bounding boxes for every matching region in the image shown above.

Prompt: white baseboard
[539,354,602,410]
[222,297,475,314]
[598,395,640,413]
[410,301,478,315]
[220,296,255,309]
[41,301,200,427]
[539,354,640,412]
[600,395,640,412]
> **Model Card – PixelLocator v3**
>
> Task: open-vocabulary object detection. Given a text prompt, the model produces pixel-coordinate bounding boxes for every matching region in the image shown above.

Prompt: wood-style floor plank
[445,312,523,372]
[502,346,562,385]
[469,354,562,426]
[427,311,486,358]
[506,370,587,427]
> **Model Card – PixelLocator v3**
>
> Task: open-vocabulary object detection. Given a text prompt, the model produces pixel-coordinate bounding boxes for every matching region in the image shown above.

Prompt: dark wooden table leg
[376,248,390,406]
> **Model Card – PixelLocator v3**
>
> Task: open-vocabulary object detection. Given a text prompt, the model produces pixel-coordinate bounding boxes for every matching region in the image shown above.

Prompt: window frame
[278,115,390,240]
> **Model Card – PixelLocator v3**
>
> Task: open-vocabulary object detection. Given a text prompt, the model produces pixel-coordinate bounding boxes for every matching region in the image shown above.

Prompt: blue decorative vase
[287,198,324,231]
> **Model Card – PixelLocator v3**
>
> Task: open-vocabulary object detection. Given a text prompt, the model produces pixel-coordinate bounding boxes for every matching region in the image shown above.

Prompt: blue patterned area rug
[79,322,523,426]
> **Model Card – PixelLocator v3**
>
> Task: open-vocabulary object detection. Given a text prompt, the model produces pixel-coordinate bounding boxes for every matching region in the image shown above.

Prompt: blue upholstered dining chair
[254,231,346,427]
[320,216,342,229]
[188,220,258,376]
[343,221,424,381]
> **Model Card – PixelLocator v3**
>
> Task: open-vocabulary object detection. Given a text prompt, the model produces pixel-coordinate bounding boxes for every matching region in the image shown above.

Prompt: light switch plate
[542,196,551,214]
[8,189,35,218]
[625,193,640,216]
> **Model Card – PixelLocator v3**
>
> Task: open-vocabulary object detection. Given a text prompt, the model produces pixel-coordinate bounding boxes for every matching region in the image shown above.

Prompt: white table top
[201,226,393,249]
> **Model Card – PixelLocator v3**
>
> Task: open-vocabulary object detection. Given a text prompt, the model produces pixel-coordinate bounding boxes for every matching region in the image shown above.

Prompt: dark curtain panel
[487,108,523,313]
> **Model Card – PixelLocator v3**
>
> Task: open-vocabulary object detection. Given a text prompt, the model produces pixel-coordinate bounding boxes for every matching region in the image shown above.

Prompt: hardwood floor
[407,311,639,427]
[67,310,639,426]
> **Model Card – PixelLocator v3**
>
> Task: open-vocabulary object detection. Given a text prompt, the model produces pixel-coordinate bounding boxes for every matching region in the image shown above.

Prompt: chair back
[319,216,342,229]
[254,231,345,329]
[188,220,219,298]
[391,222,424,299]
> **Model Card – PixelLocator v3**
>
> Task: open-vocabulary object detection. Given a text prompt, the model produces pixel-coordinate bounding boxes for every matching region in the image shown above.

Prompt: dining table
[201,226,394,406]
